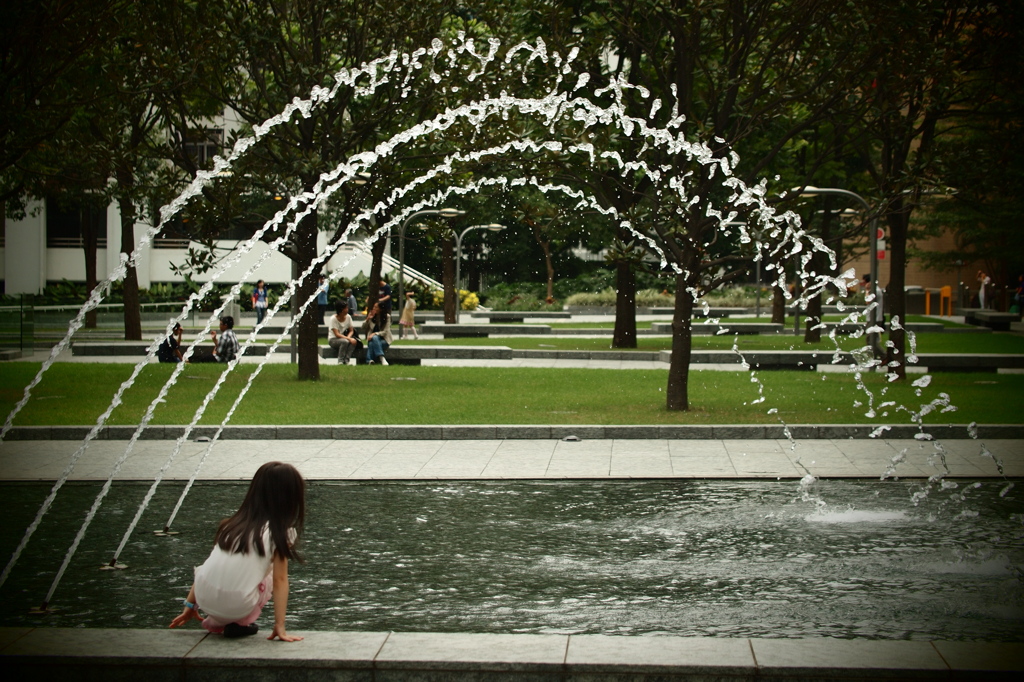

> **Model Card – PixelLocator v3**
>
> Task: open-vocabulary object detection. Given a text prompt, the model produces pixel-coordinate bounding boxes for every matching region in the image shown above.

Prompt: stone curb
[1,628,1021,680]
[5,424,1022,441]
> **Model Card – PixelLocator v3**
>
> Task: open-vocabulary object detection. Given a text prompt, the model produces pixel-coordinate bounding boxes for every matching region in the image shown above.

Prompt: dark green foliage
[482,268,675,309]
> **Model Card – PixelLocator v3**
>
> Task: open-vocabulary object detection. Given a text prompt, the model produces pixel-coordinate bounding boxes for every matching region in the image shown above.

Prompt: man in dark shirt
[378,278,393,316]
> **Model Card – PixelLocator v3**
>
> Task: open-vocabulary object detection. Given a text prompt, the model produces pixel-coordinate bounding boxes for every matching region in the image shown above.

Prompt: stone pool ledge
[5,423,1023,440]
[2,628,1022,681]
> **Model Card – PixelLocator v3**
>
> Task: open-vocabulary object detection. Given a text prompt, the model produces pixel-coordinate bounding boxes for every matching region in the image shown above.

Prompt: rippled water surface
[1,480,1022,640]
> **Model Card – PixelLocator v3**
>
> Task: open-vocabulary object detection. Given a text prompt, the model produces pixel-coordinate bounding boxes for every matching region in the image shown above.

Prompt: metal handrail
[344,240,445,290]
[345,240,490,312]
[0,301,192,313]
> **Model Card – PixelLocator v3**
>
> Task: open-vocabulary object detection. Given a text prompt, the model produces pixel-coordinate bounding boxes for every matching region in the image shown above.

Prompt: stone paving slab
[187,630,387,674]
[565,634,756,676]
[1,437,1021,481]
[3,629,1021,680]
[750,638,951,677]
[376,632,567,674]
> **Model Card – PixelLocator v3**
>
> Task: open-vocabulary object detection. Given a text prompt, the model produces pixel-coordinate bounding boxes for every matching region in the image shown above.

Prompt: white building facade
[1,198,389,294]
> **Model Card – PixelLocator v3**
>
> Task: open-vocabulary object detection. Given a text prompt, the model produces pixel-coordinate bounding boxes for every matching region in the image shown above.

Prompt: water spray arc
[0,35,989,612]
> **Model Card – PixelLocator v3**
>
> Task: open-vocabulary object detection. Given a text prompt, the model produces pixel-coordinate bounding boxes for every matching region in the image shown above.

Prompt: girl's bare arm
[268,554,303,642]
[169,584,202,628]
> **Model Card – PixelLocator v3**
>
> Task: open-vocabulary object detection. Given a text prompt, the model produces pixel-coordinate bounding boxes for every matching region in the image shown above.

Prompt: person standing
[378,278,393,317]
[327,301,359,365]
[399,290,419,339]
[252,280,270,325]
[977,270,991,309]
[316,275,330,321]
[345,288,358,318]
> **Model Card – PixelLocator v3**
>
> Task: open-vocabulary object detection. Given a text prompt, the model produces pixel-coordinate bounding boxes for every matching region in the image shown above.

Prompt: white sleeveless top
[193,525,293,620]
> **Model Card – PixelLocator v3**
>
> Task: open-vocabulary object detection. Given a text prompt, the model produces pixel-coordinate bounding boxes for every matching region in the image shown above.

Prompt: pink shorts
[201,574,273,633]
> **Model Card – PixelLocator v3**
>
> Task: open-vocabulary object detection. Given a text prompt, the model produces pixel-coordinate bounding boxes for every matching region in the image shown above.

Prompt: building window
[154,218,191,249]
[46,198,107,248]
[183,128,224,168]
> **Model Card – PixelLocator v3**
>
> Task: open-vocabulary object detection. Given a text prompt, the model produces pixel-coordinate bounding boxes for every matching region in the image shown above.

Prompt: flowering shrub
[461,291,479,310]
[431,289,480,310]
[566,288,673,307]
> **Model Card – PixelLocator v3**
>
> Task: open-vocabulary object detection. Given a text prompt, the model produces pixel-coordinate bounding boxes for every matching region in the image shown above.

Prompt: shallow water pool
[1,479,1022,640]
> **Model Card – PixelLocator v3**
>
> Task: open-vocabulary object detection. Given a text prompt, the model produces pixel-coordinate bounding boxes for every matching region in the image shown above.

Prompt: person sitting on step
[327,301,360,365]
[361,302,391,365]
[195,316,240,363]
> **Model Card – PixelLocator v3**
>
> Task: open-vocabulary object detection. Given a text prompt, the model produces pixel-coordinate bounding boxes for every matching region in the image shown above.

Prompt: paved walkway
[1,436,1021,481]
[4,628,1022,680]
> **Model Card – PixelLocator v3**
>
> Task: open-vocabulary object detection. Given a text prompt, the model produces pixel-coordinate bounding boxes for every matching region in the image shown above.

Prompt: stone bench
[663,349,857,370]
[904,322,947,333]
[803,322,946,335]
[648,306,748,317]
[974,310,1021,331]
[916,353,1024,372]
[319,344,513,364]
[646,350,1024,373]
[72,342,268,358]
[651,322,785,335]
[469,311,571,323]
[421,323,551,338]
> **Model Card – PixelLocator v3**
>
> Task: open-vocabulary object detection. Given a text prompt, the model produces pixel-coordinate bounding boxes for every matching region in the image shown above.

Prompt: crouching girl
[170,461,305,642]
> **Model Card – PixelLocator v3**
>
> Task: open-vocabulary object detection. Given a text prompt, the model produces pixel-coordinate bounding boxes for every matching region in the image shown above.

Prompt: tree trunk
[804,199,834,343]
[295,211,320,381]
[885,206,908,380]
[771,285,785,324]
[367,234,387,313]
[116,191,142,341]
[666,272,695,411]
[803,290,823,342]
[442,234,456,323]
[612,260,637,348]
[540,239,555,301]
[81,207,99,329]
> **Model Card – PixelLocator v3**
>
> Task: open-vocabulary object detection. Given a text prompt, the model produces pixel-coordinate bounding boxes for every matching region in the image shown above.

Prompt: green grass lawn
[1,362,1020,426]
[396,331,1024,354]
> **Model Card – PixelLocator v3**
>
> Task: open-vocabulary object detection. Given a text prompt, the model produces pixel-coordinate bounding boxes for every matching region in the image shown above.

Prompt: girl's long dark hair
[215,461,305,561]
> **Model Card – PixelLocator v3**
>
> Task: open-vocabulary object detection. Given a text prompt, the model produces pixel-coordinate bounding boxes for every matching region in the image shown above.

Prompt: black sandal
[223,622,259,638]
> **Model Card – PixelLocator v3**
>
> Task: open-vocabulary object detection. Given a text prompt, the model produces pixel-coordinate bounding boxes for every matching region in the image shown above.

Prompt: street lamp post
[794,186,880,355]
[454,224,505,323]
[955,259,964,311]
[397,208,464,325]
